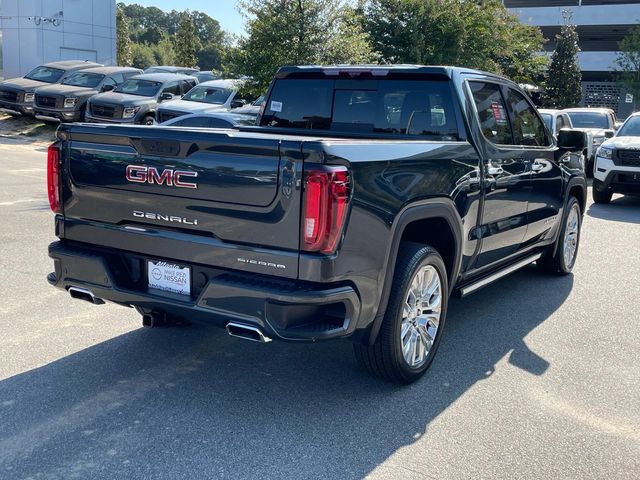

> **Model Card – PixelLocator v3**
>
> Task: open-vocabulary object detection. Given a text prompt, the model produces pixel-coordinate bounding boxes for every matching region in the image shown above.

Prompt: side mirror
[231,99,246,109]
[604,130,615,139]
[102,84,115,92]
[160,92,174,101]
[557,129,587,151]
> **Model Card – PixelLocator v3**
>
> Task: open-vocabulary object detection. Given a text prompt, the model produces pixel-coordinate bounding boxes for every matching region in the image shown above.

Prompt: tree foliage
[173,11,202,67]
[616,25,640,110]
[116,5,133,66]
[228,0,379,96]
[542,12,582,108]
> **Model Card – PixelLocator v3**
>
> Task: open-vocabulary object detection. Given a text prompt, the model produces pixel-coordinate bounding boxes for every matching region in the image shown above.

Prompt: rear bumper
[48,240,361,342]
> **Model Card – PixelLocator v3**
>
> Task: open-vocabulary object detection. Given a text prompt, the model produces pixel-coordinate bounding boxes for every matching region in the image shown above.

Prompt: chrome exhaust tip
[226,322,272,343]
[68,286,105,305]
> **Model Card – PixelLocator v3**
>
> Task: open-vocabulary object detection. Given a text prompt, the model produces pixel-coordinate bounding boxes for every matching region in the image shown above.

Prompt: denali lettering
[237,257,286,269]
[133,210,198,225]
[126,165,198,189]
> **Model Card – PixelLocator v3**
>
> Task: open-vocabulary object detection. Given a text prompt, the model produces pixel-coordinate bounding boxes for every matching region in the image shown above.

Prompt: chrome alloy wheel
[563,203,580,268]
[400,265,442,368]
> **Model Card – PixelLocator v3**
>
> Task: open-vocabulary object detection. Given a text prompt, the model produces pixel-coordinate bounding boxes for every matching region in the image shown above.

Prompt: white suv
[592,112,640,204]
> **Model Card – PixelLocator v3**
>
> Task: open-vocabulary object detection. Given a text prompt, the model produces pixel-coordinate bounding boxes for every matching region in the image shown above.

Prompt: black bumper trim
[595,170,640,195]
[48,241,361,342]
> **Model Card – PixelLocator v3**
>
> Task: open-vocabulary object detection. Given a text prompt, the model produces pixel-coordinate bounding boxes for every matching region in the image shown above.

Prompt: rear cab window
[260,78,460,140]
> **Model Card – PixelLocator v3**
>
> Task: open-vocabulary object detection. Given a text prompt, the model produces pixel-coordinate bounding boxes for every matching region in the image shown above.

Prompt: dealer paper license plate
[147,260,191,296]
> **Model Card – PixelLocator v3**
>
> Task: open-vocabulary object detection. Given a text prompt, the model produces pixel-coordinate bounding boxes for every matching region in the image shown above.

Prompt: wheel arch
[367,198,464,344]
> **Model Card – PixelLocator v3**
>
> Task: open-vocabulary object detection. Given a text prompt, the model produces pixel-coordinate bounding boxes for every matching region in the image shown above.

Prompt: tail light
[47,143,61,213]
[302,165,350,254]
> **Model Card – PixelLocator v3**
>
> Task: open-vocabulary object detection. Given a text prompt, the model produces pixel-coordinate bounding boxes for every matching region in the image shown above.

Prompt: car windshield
[566,112,609,129]
[617,116,640,137]
[25,66,65,83]
[114,79,162,96]
[182,86,233,105]
[62,72,105,88]
[540,113,552,130]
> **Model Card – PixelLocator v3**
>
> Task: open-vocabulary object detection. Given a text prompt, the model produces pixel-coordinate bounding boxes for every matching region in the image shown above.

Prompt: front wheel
[592,180,612,204]
[354,243,448,384]
[537,196,582,275]
[142,115,156,126]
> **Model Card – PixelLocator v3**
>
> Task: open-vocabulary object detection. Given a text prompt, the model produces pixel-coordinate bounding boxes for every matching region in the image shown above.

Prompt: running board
[456,253,542,298]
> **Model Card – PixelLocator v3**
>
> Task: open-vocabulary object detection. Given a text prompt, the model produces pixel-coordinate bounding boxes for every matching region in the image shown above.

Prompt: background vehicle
[156,79,248,123]
[47,65,587,384]
[160,112,256,128]
[231,95,265,117]
[0,60,102,116]
[193,71,220,83]
[592,111,640,204]
[539,109,589,171]
[144,66,199,76]
[564,107,617,175]
[85,73,198,125]
[33,67,142,123]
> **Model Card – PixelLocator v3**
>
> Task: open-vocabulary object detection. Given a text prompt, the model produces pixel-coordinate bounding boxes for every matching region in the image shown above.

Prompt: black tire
[354,242,448,384]
[537,196,582,275]
[592,180,612,204]
[585,156,594,178]
[142,115,155,126]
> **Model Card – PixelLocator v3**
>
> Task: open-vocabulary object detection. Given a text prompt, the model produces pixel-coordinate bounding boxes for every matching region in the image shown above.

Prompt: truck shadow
[0,266,571,479]
[587,195,640,224]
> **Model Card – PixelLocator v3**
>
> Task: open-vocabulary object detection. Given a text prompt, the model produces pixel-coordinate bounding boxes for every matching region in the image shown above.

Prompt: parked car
[193,71,219,83]
[160,112,256,128]
[156,79,247,123]
[0,60,102,116]
[85,73,198,125]
[564,107,617,175]
[33,67,142,123]
[592,111,640,204]
[231,95,265,117]
[539,108,590,170]
[47,65,587,384]
[144,66,199,76]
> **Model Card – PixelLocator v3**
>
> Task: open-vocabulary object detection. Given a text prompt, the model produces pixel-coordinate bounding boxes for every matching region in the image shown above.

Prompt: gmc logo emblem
[125,165,198,189]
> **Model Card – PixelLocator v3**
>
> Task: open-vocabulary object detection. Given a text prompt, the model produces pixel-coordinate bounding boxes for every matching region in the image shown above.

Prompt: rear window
[566,112,609,129]
[261,79,459,140]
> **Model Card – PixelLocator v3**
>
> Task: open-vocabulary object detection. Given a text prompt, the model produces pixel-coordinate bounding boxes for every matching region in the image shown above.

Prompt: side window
[174,117,211,127]
[123,71,138,80]
[208,118,233,128]
[102,77,117,89]
[505,88,550,147]
[469,81,513,145]
[181,80,196,94]
[110,73,124,84]
[163,82,182,97]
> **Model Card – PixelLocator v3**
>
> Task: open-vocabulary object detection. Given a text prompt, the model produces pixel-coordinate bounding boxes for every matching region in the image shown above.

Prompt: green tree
[116,5,133,66]
[232,0,378,96]
[363,0,546,84]
[173,11,202,67]
[542,11,582,108]
[615,25,640,111]
[130,43,155,70]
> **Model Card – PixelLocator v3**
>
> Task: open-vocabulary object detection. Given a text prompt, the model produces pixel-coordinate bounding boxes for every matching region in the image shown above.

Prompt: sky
[121,0,245,36]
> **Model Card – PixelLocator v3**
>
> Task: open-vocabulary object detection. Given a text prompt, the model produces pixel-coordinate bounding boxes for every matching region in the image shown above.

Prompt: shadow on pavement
[587,195,640,224]
[0,265,572,479]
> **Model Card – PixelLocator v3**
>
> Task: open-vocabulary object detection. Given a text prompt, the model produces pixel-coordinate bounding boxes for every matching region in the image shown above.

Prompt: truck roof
[129,73,196,83]
[275,65,516,84]
[42,60,102,70]
[74,66,142,75]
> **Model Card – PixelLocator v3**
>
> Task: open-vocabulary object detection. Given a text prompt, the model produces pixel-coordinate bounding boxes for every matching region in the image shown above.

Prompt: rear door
[468,81,531,269]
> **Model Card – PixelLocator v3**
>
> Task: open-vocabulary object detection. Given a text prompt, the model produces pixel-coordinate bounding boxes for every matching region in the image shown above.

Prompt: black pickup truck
[47,66,587,384]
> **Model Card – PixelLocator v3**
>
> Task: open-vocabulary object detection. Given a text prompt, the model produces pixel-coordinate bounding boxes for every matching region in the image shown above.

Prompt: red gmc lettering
[125,165,198,189]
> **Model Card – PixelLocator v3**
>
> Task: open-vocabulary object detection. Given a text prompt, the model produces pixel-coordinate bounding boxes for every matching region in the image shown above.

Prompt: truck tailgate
[59,124,303,278]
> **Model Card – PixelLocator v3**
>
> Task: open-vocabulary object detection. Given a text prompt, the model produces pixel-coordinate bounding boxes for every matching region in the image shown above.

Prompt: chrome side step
[457,253,542,298]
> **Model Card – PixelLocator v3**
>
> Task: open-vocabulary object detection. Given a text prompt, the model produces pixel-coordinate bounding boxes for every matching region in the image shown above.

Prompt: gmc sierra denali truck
[47,66,587,384]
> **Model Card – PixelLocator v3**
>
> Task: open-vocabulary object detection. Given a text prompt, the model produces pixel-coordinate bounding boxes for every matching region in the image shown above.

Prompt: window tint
[114,79,162,96]
[209,118,234,128]
[163,82,182,96]
[172,117,214,127]
[469,82,513,145]
[110,73,124,84]
[181,79,197,94]
[556,114,565,133]
[62,72,105,88]
[102,77,117,88]
[566,112,609,129]
[506,88,549,146]
[618,116,640,137]
[262,79,459,139]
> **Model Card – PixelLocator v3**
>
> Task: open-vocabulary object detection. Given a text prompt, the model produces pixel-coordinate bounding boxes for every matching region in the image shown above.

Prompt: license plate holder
[147,260,191,296]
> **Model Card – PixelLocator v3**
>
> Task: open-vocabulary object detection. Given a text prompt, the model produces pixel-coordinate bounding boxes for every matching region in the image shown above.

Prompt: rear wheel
[537,196,581,275]
[354,243,448,384]
[592,180,612,204]
[142,115,155,126]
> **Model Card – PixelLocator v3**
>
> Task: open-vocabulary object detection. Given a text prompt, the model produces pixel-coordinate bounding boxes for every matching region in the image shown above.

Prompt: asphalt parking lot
[1,137,639,479]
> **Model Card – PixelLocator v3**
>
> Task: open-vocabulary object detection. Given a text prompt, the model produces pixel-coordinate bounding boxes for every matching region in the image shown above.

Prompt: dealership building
[0,0,116,80]
[505,0,640,117]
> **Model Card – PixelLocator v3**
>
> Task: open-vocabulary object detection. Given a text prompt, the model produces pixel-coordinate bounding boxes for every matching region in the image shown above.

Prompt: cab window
[162,82,182,97]
[469,81,513,145]
[505,88,550,147]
